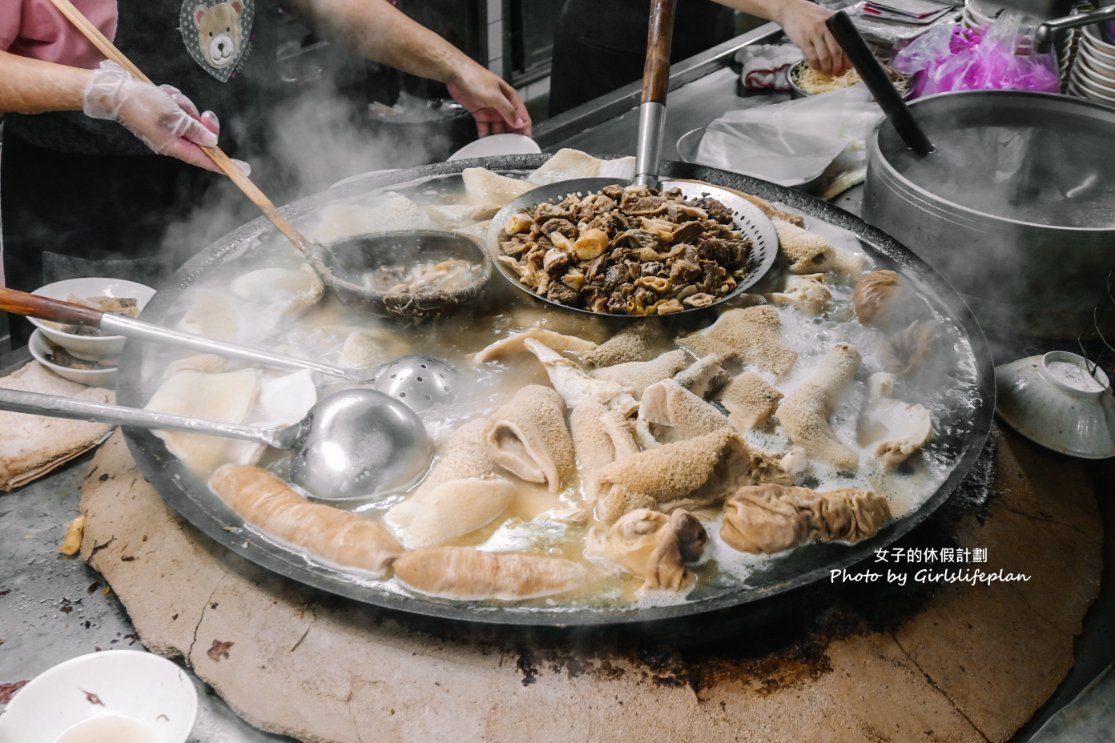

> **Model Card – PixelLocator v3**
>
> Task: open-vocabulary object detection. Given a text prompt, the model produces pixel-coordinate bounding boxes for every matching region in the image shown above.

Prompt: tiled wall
[486,0,552,115]
[486,0,504,76]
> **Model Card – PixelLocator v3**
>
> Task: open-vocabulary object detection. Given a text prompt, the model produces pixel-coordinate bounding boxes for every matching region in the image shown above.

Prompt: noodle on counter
[792,63,909,96]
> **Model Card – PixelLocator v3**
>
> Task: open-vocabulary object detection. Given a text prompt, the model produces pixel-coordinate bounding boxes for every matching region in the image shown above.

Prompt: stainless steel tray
[116,155,996,627]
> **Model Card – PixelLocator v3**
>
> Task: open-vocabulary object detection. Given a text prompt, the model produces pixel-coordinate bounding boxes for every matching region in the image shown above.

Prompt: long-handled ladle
[0,385,432,501]
[0,287,360,380]
[48,0,466,315]
[0,287,462,410]
[47,0,311,253]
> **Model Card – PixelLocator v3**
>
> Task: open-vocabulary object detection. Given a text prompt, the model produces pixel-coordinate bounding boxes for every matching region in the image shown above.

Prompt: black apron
[549,0,735,116]
[1,0,280,345]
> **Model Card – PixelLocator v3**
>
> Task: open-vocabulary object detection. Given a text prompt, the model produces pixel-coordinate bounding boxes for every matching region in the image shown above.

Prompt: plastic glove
[446,62,532,138]
[82,60,248,174]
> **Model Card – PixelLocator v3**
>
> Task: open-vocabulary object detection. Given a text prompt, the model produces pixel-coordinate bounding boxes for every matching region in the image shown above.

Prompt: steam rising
[264,85,456,197]
[869,105,1115,341]
[156,75,462,275]
[889,121,1115,229]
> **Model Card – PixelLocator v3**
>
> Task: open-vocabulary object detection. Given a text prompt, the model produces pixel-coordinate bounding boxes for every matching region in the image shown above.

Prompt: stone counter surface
[58,425,1100,743]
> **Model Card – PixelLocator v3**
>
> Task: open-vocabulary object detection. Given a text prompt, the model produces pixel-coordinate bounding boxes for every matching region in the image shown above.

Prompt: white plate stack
[962,0,1004,30]
[1067,25,1115,106]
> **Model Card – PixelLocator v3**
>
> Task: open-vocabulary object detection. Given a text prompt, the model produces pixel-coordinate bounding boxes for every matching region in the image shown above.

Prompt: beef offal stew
[137,160,981,612]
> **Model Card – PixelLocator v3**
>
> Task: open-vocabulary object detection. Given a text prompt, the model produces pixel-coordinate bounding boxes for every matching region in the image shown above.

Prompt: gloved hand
[82,60,248,174]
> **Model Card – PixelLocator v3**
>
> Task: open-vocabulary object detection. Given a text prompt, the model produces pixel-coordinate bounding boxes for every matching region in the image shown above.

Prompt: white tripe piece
[254,369,317,429]
[308,193,433,243]
[231,264,324,321]
[526,148,637,185]
[177,288,239,342]
[145,367,262,474]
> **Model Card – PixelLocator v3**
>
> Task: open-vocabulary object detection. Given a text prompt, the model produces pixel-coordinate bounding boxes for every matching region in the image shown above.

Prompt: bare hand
[446,62,532,138]
[779,2,849,76]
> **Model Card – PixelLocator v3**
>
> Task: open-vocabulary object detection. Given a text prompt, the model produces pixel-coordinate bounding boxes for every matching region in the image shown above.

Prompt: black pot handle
[825,10,934,156]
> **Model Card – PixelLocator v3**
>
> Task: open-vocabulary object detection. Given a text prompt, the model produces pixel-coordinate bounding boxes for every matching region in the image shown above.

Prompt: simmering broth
[136,170,982,611]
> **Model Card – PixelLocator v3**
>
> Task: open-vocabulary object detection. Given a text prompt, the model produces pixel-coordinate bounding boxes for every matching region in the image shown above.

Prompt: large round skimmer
[484,0,777,318]
[486,177,778,317]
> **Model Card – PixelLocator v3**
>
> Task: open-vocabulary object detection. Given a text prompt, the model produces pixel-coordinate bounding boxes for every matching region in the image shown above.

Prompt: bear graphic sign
[180,0,254,82]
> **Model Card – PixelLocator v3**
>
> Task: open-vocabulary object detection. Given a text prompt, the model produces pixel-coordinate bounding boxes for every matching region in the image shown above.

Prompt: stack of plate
[1067,26,1115,106]
[962,0,1004,30]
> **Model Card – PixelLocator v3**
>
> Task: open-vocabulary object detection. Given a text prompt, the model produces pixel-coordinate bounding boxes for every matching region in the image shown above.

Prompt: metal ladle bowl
[314,230,492,323]
[0,386,432,503]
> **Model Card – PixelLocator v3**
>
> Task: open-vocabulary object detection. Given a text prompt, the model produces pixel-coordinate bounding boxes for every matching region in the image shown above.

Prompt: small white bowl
[1083,25,1115,58]
[1082,43,1115,72]
[30,278,155,361]
[447,133,541,161]
[1072,79,1115,104]
[1079,46,1115,83]
[1072,60,1115,93]
[966,0,1006,21]
[29,329,117,387]
[0,650,198,743]
[995,351,1115,459]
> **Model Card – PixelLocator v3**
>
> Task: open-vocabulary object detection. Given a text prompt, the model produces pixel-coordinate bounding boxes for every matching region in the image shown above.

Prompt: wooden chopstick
[47,0,312,253]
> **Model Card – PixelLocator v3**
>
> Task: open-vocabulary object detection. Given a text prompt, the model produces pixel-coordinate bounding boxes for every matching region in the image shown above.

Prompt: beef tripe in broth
[721,483,891,555]
[676,306,798,378]
[594,429,787,524]
[776,342,861,472]
[587,508,708,592]
[483,385,576,492]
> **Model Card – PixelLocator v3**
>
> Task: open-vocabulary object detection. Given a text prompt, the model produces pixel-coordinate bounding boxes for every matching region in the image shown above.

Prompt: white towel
[735,44,805,91]
[0,362,113,491]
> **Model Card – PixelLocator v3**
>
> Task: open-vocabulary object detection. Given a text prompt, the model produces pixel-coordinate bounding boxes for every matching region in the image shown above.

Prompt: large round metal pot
[862,90,1115,339]
[115,155,995,628]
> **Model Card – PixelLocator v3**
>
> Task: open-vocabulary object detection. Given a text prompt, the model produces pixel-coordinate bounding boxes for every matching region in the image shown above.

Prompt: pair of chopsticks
[47,0,313,253]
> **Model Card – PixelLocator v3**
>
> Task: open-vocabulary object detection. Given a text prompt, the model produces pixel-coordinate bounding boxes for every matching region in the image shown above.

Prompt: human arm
[716,0,849,75]
[0,49,90,112]
[282,0,531,136]
[0,50,225,171]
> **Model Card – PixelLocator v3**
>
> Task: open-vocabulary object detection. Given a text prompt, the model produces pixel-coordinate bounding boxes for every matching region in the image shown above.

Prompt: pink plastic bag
[892,10,1060,97]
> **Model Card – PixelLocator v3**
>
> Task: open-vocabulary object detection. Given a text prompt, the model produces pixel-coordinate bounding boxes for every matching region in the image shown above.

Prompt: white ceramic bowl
[995,350,1115,459]
[1079,46,1115,83]
[965,8,993,28]
[1082,30,1115,67]
[447,133,541,161]
[1083,25,1115,58]
[1071,77,1115,104]
[1082,42,1115,71]
[0,650,198,743]
[28,329,117,387]
[1073,62,1115,96]
[966,0,1006,20]
[29,278,155,361]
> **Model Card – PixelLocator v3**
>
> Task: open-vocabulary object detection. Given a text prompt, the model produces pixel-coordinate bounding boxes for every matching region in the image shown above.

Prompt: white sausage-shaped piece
[209,464,403,577]
[393,546,587,601]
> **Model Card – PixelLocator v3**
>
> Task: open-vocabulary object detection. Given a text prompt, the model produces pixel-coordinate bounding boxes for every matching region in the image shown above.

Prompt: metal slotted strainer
[485,0,778,319]
[372,355,459,413]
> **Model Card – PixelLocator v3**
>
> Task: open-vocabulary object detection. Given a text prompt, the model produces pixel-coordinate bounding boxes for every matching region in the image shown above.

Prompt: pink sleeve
[2,0,117,69]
